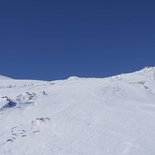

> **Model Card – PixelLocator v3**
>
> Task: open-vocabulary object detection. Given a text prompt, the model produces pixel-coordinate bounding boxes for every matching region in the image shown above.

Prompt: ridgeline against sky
[0,0,155,80]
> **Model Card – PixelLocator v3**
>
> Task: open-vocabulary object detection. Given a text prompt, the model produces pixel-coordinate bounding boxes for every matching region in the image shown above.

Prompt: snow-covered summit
[0,68,155,155]
[135,66,155,76]
[67,76,80,80]
[110,66,155,82]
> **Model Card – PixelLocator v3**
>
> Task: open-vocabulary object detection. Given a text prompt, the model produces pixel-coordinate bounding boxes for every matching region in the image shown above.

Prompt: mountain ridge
[1,66,155,81]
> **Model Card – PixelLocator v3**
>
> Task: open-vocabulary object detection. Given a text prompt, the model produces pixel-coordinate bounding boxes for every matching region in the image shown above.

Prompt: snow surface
[0,75,12,80]
[0,67,155,155]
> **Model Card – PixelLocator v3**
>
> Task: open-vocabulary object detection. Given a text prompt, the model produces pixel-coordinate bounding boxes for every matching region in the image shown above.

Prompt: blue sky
[0,0,155,80]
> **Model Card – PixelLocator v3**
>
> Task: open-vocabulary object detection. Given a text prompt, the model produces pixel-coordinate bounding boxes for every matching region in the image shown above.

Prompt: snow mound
[67,76,80,80]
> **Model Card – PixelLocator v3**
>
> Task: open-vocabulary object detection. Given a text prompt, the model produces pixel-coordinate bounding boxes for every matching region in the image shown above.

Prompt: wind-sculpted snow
[0,67,155,155]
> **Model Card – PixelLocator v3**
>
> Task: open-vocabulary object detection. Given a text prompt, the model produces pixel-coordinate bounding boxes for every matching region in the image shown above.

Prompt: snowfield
[0,67,155,155]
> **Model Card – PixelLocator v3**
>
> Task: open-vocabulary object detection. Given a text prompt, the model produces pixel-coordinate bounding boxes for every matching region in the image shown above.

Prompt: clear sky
[0,0,155,80]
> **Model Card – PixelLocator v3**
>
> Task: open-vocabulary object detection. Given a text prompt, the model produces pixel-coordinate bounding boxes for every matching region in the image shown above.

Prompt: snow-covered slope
[0,67,155,155]
[0,75,12,80]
